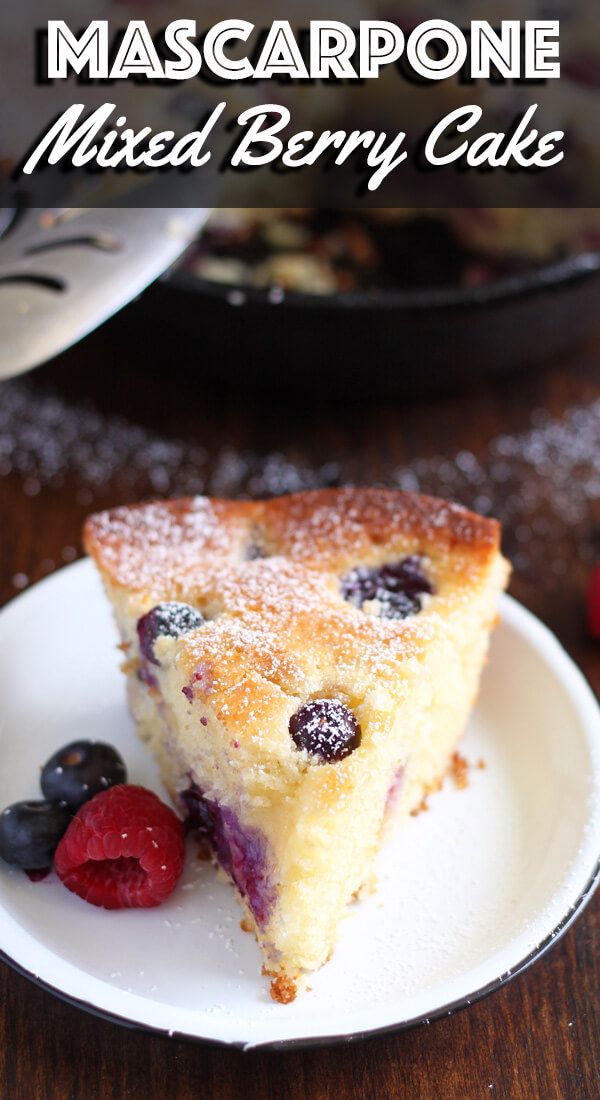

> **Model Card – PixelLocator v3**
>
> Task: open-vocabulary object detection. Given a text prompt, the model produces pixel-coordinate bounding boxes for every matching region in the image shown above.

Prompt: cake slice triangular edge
[84,488,510,1002]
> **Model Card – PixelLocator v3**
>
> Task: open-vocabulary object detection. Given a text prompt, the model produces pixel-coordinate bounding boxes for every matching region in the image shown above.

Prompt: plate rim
[0,857,599,1052]
[0,565,599,1050]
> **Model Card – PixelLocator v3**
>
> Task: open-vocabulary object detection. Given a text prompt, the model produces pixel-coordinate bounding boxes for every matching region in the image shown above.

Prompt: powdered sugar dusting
[86,488,491,723]
[394,403,600,579]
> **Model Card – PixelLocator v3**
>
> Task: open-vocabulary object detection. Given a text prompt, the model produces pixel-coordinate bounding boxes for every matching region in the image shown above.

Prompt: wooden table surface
[0,326,599,1100]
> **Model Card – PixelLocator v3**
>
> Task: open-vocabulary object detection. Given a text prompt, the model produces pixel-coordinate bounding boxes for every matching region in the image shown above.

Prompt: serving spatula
[0,202,210,380]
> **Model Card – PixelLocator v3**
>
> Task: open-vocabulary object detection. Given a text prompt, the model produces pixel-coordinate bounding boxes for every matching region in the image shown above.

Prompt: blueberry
[179,783,214,835]
[0,800,71,869]
[41,740,127,810]
[370,589,421,619]
[137,602,204,666]
[289,699,361,763]
[245,542,267,561]
[341,556,433,619]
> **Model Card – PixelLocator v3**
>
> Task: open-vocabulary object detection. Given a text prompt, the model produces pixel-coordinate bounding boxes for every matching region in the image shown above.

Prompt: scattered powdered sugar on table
[394,403,600,577]
[0,381,338,503]
[0,382,207,497]
[1,379,599,584]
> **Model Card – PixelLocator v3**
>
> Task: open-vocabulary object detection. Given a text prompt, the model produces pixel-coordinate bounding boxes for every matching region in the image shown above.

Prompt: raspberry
[587,564,600,640]
[54,785,185,909]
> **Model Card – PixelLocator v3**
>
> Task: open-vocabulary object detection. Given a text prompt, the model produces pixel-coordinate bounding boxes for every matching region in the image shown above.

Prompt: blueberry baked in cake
[84,489,509,1002]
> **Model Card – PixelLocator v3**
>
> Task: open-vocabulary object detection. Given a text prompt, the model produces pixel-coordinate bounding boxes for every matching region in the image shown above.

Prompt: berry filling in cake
[180,783,275,928]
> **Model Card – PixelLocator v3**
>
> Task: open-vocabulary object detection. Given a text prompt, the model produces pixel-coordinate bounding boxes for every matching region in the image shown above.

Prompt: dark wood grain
[0,331,598,1100]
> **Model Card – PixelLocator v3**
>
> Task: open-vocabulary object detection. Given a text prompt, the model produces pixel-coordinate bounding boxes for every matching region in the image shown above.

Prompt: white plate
[0,561,598,1050]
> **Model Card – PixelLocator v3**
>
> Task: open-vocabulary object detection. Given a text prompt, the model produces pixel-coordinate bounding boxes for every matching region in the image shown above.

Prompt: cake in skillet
[84,489,509,1002]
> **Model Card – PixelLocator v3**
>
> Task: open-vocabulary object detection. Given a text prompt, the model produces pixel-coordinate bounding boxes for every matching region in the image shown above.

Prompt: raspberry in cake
[84,488,509,999]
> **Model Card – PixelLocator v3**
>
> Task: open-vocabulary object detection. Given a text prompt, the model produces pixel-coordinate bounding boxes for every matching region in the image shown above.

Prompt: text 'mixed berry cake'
[84,489,509,1002]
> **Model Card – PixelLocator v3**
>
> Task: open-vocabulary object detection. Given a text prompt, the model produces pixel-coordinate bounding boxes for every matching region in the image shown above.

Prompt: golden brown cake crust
[84,488,500,598]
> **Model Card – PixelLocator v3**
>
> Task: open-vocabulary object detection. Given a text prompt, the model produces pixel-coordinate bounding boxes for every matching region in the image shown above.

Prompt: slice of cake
[84,488,509,1002]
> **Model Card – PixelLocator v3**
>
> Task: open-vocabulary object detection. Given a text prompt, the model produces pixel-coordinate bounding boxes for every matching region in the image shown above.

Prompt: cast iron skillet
[110,226,600,400]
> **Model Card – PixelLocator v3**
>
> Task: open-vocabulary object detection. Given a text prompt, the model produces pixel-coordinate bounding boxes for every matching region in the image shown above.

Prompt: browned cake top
[84,488,507,755]
[84,488,500,598]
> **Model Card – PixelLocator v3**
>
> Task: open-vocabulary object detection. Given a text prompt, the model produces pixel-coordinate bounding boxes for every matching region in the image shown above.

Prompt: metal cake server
[0,203,211,380]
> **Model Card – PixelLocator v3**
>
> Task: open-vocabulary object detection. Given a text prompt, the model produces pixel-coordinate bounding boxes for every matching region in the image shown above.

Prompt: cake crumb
[194,837,212,861]
[240,918,253,933]
[449,751,469,790]
[477,757,486,770]
[352,876,376,901]
[410,775,445,816]
[410,795,430,817]
[270,976,297,1005]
